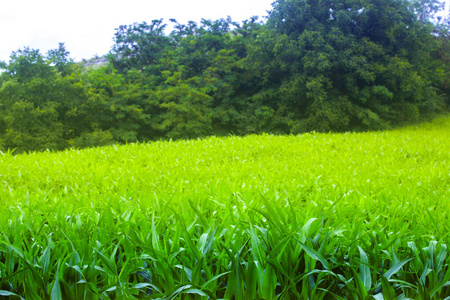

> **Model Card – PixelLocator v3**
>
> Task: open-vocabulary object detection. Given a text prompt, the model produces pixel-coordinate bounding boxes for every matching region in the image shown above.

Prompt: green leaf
[94,248,117,276]
[383,257,414,280]
[436,244,447,273]
[202,271,232,289]
[51,264,62,300]
[183,288,207,296]
[381,275,396,299]
[358,246,372,292]
[298,241,330,270]
[430,267,450,298]
[0,290,20,296]
[351,267,368,298]
[132,282,163,293]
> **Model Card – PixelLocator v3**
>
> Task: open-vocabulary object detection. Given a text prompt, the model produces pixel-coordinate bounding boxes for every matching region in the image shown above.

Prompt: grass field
[1,115,450,299]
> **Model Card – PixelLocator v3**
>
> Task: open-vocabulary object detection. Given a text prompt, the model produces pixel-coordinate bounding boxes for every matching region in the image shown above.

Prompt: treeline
[0,0,449,153]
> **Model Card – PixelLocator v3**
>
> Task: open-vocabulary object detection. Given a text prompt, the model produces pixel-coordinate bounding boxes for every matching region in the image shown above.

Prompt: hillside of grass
[0,115,449,299]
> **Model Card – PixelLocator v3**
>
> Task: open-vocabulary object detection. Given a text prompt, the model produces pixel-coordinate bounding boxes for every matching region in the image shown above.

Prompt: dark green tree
[47,42,74,76]
[153,69,214,139]
[243,0,447,132]
[433,10,450,104]
[110,19,172,73]
[85,65,159,143]
[0,47,93,152]
[4,48,53,83]
[2,3,448,153]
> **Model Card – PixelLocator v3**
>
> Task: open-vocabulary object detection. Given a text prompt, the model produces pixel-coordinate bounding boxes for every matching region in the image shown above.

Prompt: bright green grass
[0,115,449,299]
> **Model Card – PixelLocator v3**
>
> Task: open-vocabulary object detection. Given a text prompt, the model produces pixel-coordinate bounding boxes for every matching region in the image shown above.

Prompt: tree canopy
[0,0,448,153]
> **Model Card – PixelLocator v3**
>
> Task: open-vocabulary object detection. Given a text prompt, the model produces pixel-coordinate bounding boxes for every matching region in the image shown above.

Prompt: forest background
[0,0,449,153]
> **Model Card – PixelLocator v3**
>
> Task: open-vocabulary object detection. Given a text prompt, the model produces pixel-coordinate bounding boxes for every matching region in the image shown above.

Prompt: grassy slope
[0,115,449,299]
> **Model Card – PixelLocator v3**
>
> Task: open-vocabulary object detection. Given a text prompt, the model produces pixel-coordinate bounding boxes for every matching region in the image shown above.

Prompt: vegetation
[0,0,449,298]
[0,115,449,299]
[0,0,449,153]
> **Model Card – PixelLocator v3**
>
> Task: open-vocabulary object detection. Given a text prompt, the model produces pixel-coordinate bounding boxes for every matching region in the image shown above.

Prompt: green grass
[1,115,450,299]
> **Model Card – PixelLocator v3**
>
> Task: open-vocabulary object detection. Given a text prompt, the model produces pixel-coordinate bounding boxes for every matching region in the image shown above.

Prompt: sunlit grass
[1,115,449,299]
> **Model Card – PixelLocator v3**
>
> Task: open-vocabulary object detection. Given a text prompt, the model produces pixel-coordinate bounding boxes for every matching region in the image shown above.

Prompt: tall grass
[0,115,449,299]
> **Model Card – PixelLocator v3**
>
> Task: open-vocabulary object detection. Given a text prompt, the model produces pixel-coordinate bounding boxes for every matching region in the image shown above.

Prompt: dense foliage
[0,0,449,153]
[0,115,449,299]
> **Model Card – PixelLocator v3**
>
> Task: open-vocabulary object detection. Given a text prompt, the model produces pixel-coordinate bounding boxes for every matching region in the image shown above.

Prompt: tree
[432,9,450,105]
[410,0,446,24]
[109,20,172,73]
[47,43,74,76]
[243,0,447,132]
[4,47,53,83]
[0,62,65,152]
[0,47,93,152]
[153,69,214,139]
[170,18,235,78]
[85,65,159,143]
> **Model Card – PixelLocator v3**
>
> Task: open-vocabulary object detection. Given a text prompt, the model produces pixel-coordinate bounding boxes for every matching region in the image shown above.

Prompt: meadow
[0,115,449,299]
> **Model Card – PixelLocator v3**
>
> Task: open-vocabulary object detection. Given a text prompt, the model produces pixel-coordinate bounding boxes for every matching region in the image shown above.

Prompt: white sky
[0,0,274,62]
[1,0,449,63]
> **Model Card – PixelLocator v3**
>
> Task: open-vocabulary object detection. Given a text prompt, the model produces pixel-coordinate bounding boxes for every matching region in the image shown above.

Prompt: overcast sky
[1,0,449,63]
[0,0,274,62]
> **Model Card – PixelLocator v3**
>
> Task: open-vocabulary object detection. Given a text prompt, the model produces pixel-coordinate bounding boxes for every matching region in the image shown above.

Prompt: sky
[0,0,274,62]
[1,0,449,63]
